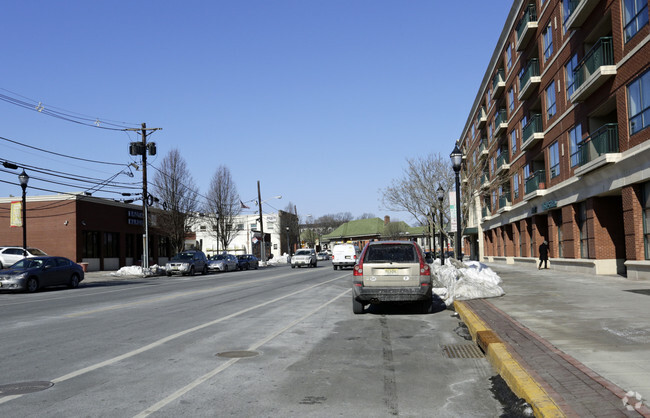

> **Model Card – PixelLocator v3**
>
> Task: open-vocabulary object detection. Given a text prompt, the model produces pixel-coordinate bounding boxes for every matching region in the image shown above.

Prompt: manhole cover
[0,381,54,395]
[217,351,259,358]
[442,344,485,359]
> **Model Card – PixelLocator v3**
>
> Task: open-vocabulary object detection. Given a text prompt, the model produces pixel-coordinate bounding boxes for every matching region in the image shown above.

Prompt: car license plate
[384,268,398,274]
[345,256,351,259]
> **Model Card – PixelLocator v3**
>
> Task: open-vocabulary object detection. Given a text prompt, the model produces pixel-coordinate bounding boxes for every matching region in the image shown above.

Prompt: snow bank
[431,258,504,306]
[267,253,290,265]
[110,264,167,277]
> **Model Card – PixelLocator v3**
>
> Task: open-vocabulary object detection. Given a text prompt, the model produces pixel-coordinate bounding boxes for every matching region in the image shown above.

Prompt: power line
[0,88,141,131]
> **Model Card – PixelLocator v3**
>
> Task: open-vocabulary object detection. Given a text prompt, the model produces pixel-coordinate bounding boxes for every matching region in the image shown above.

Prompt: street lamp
[256,180,282,264]
[436,184,445,266]
[450,143,463,260]
[19,170,29,257]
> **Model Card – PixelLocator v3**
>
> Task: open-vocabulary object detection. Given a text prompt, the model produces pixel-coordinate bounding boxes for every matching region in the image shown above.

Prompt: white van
[332,243,361,270]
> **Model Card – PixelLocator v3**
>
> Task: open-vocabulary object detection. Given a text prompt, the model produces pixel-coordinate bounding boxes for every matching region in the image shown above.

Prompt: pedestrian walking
[538,240,549,269]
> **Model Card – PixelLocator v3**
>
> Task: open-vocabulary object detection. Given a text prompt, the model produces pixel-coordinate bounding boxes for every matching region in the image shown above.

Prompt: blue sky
[1,0,512,224]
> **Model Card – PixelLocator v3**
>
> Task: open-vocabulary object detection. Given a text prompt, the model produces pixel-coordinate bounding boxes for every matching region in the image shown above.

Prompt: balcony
[516,4,538,51]
[492,69,506,99]
[573,124,622,176]
[476,107,487,128]
[564,0,598,29]
[521,114,544,150]
[518,59,540,100]
[496,152,510,174]
[570,37,616,103]
[477,140,489,160]
[494,109,508,137]
[524,170,547,199]
[482,205,492,219]
[480,173,490,189]
[498,192,512,213]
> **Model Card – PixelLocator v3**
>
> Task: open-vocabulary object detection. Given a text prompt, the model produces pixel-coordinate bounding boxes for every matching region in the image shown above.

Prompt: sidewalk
[456,262,650,417]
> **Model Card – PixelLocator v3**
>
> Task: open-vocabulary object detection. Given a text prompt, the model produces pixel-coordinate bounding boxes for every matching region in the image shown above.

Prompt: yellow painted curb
[454,301,565,418]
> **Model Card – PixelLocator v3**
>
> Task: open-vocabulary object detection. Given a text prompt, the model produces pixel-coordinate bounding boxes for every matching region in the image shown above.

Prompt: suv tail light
[353,263,363,276]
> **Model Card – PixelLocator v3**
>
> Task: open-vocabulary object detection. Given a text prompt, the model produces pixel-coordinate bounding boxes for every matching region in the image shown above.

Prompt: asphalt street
[0,262,508,417]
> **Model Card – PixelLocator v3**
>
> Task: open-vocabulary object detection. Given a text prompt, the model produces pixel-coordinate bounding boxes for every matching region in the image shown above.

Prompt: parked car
[208,254,238,272]
[236,254,259,270]
[351,241,434,314]
[291,249,317,268]
[0,246,48,269]
[0,256,84,293]
[316,252,329,261]
[332,243,360,270]
[166,250,208,276]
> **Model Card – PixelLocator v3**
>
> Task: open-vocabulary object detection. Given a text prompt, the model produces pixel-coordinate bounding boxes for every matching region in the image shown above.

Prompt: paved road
[0,263,507,417]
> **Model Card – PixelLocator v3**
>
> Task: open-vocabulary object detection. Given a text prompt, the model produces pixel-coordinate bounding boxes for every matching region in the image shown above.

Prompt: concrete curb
[454,301,565,418]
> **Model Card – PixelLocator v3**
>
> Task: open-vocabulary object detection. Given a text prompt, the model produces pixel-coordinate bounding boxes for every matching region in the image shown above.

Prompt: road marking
[133,287,351,417]
[0,274,349,405]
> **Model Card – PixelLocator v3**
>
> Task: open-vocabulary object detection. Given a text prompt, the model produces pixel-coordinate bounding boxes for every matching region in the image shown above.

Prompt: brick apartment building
[459,0,650,278]
[0,193,171,271]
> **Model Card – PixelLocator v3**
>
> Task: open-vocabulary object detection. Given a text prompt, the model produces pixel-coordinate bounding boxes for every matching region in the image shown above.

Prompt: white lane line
[134,288,351,417]
[0,274,349,405]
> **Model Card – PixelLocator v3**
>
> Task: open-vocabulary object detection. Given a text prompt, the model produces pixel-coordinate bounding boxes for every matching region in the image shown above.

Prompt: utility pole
[257,180,265,263]
[127,123,161,269]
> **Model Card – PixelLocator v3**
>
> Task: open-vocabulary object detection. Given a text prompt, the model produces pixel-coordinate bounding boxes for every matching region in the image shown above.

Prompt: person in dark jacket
[538,240,549,269]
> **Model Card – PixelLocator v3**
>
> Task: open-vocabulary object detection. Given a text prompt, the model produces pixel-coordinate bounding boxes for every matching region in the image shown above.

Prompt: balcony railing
[492,69,505,98]
[497,152,510,169]
[477,107,487,127]
[572,124,619,166]
[564,0,598,29]
[499,192,511,209]
[572,37,614,97]
[519,59,540,99]
[563,0,580,25]
[522,114,543,146]
[516,4,538,50]
[525,170,546,195]
[482,205,491,218]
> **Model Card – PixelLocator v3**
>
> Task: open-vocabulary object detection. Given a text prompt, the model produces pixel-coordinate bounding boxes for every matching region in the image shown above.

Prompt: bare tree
[357,212,376,220]
[382,221,407,240]
[151,149,199,254]
[381,153,454,239]
[204,165,241,252]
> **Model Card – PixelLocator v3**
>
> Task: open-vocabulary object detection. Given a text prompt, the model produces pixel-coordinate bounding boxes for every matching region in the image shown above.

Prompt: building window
[623,0,649,42]
[490,157,495,174]
[492,190,497,208]
[569,124,582,167]
[508,88,515,112]
[510,129,517,155]
[565,54,578,99]
[644,182,650,259]
[523,164,530,180]
[104,232,119,258]
[513,172,520,199]
[126,234,135,258]
[628,69,650,135]
[546,81,556,119]
[83,231,100,258]
[543,24,554,61]
[506,44,513,70]
[549,142,560,178]
[578,202,590,258]
[159,236,169,257]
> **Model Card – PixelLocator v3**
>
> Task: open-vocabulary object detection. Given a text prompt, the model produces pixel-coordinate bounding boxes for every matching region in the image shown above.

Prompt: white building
[190,211,297,261]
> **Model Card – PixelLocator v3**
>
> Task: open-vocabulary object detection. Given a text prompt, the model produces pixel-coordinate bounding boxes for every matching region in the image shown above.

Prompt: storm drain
[442,344,485,359]
[0,381,54,395]
[217,351,259,359]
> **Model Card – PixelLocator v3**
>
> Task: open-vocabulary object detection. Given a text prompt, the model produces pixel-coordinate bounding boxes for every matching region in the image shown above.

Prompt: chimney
[384,215,390,225]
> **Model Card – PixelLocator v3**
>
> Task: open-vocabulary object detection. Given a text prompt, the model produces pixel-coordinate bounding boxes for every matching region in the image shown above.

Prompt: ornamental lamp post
[450,143,463,260]
[286,226,291,256]
[436,184,445,266]
[19,170,29,257]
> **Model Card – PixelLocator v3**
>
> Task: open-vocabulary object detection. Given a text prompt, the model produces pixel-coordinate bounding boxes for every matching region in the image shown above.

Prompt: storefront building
[459,0,650,278]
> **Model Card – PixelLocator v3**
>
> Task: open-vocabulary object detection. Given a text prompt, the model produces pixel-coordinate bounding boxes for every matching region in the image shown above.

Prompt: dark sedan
[0,256,84,293]
[236,254,259,270]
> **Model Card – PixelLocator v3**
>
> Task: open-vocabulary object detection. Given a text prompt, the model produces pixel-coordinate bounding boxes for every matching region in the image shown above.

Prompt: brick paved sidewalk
[465,299,650,417]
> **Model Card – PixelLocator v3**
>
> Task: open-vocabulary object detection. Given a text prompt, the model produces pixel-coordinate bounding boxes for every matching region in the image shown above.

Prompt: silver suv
[291,249,317,268]
[352,241,433,314]
[166,250,209,276]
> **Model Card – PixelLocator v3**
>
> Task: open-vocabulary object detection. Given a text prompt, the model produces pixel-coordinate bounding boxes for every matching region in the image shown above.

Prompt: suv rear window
[364,244,418,263]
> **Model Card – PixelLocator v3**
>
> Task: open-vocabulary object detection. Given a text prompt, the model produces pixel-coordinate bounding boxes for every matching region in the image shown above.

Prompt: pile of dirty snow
[267,254,290,265]
[431,259,504,306]
[111,265,166,277]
